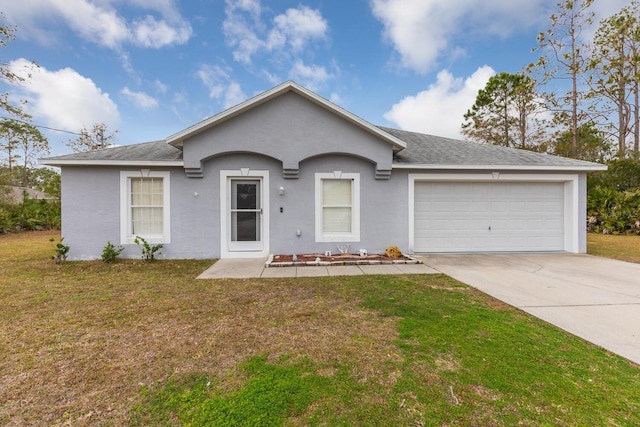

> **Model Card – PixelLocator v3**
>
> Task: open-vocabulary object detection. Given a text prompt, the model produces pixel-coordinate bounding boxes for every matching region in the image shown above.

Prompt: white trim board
[393,163,606,172]
[40,160,184,167]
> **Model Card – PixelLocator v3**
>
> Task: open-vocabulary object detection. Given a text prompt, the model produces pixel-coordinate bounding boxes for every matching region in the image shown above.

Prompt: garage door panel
[469,219,488,228]
[414,182,564,252]
[491,200,508,211]
[470,200,491,213]
[434,201,453,212]
[452,201,469,212]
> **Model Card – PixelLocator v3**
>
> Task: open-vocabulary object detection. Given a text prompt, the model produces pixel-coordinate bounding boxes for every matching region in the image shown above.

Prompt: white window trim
[315,171,360,242]
[120,170,171,245]
[407,172,579,254]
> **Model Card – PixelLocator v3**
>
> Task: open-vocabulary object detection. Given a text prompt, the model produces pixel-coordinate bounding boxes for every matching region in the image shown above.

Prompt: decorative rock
[264,253,422,267]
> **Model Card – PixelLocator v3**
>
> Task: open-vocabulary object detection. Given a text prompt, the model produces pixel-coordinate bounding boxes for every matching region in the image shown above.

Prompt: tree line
[462,0,640,162]
[0,15,117,232]
[461,1,640,235]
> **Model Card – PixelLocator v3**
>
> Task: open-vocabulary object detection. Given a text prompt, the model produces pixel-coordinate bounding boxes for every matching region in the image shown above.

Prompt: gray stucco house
[41,81,606,260]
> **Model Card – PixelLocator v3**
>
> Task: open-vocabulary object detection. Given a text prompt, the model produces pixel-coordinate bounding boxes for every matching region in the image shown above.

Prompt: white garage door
[414,182,565,252]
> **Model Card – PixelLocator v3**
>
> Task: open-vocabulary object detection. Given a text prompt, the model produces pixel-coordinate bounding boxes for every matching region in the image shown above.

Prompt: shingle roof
[40,140,183,164]
[40,127,604,171]
[3,186,53,203]
[381,127,603,169]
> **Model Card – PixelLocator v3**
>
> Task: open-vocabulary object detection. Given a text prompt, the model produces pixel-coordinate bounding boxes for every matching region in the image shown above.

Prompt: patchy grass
[588,233,640,263]
[1,231,639,426]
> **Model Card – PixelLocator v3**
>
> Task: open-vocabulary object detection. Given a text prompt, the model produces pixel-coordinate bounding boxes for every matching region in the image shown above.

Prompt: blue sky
[0,0,630,156]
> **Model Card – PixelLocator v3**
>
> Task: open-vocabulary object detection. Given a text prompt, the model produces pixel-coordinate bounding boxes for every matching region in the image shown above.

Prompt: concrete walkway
[197,257,440,279]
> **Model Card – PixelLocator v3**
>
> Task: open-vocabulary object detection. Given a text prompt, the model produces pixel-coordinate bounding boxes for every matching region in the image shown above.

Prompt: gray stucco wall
[184,152,408,257]
[60,152,409,260]
[60,163,588,260]
[61,167,120,260]
[264,154,407,256]
[182,91,394,179]
[61,166,217,260]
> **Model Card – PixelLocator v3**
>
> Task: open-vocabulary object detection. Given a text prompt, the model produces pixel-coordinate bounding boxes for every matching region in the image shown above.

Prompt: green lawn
[588,233,640,264]
[1,231,639,426]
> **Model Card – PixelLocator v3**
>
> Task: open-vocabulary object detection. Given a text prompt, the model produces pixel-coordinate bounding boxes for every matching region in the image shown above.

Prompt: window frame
[120,170,171,245]
[314,172,360,242]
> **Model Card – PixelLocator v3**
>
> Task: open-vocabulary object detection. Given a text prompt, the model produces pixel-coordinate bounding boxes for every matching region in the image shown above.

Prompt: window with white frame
[315,172,360,242]
[120,171,170,244]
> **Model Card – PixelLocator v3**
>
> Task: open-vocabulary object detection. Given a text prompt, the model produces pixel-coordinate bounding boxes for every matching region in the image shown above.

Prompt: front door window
[231,180,261,243]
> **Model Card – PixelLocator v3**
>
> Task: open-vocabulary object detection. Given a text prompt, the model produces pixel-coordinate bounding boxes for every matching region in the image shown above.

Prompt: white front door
[229,179,262,251]
[220,170,270,258]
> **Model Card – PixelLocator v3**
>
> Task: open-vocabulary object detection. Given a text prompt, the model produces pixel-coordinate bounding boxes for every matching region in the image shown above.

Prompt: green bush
[588,158,640,191]
[587,187,640,235]
[49,237,70,263]
[134,236,163,261]
[587,158,640,234]
[0,194,61,234]
[101,241,124,263]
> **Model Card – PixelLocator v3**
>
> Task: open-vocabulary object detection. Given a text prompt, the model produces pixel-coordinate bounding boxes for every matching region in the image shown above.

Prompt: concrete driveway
[419,253,640,366]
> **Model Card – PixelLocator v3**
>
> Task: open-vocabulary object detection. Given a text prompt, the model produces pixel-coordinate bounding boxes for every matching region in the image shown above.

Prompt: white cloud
[223,12,264,63]
[289,60,332,91]
[170,91,188,120]
[153,80,169,94]
[2,0,192,49]
[370,0,549,73]
[196,64,231,98]
[573,0,634,44]
[52,0,129,49]
[269,6,328,51]
[131,15,191,48]
[225,0,262,17]
[384,65,495,139]
[223,82,247,109]
[223,0,328,64]
[7,58,120,132]
[591,0,631,19]
[119,52,143,87]
[121,87,158,109]
[196,64,247,109]
[329,92,342,104]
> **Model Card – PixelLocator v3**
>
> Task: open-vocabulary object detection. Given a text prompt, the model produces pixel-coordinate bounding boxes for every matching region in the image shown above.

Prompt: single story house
[40,81,606,260]
[2,186,52,204]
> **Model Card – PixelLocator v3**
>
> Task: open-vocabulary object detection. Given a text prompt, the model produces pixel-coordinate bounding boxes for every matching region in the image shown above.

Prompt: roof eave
[392,163,608,172]
[166,80,407,152]
[39,159,184,167]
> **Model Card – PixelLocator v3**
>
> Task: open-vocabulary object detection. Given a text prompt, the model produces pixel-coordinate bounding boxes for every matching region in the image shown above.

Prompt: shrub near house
[0,189,60,233]
[587,188,640,235]
[587,159,640,235]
